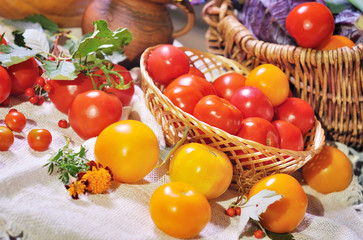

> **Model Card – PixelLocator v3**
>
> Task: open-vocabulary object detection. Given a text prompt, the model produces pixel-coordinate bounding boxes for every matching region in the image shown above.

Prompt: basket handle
[202,0,233,28]
[171,0,195,38]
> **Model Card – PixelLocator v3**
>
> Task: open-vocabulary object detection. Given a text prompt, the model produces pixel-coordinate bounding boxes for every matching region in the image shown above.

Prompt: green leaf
[347,0,363,12]
[43,60,78,80]
[324,0,352,14]
[0,43,40,67]
[22,13,59,33]
[23,29,50,56]
[1,19,43,32]
[73,20,133,58]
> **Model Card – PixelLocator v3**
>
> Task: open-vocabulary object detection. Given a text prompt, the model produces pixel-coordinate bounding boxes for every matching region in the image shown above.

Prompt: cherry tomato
[169,143,233,199]
[48,73,94,114]
[166,74,216,96]
[272,120,304,151]
[318,35,355,50]
[5,111,26,132]
[193,95,243,135]
[274,97,315,135]
[237,117,280,148]
[188,66,205,78]
[164,85,203,115]
[7,58,39,95]
[94,64,135,106]
[302,145,352,194]
[149,182,211,239]
[0,66,12,104]
[229,86,274,121]
[286,2,335,49]
[27,129,52,151]
[68,90,123,140]
[94,120,159,183]
[147,44,190,85]
[245,64,289,107]
[0,126,14,151]
[249,173,308,233]
[212,72,246,101]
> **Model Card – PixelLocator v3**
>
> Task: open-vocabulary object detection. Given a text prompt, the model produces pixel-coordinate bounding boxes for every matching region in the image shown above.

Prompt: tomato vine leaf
[0,43,39,67]
[43,60,77,80]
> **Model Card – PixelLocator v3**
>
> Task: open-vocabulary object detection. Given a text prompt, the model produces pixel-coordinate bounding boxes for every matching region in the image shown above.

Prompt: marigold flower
[65,180,87,199]
[81,161,113,194]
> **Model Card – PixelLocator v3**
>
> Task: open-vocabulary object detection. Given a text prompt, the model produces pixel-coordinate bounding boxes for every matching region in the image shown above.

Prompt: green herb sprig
[44,138,90,185]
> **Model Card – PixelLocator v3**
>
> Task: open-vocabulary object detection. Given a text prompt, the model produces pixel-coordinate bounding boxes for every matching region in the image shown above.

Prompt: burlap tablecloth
[1,75,363,240]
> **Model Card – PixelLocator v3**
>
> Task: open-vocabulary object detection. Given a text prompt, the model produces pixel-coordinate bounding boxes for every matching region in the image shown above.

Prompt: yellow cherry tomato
[149,182,211,239]
[249,173,308,233]
[94,120,159,183]
[169,142,233,199]
[302,145,352,194]
[245,64,290,106]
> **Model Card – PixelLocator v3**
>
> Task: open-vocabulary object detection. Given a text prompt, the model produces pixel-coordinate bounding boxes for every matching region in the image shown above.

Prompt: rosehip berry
[43,83,52,92]
[29,96,39,105]
[25,88,35,97]
[235,207,241,216]
[58,119,68,128]
[254,229,263,239]
[226,207,236,217]
[36,77,45,87]
[37,96,45,105]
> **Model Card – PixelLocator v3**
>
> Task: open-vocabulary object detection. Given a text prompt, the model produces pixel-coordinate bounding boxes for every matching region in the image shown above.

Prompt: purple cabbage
[335,8,363,44]
[237,0,326,45]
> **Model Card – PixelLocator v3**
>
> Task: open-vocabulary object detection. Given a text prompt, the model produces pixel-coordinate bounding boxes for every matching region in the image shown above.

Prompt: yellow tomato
[302,145,352,194]
[245,64,289,106]
[169,143,233,199]
[318,35,355,50]
[149,182,211,239]
[249,173,308,233]
[94,120,159,183]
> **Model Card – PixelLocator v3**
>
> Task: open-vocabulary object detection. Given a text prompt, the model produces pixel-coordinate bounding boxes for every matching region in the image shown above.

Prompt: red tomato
[165,74,216,96]
[286,2,335,49]
[7,58,39,95]
[164,85,204,115]
[48,73,94,114]
[193,95,243,135]
[0,126,14,151]
[0,66,12,104]
[274,97,315,135]
[188,66,205,78]
[68,90,123,140]
[147,44,190,85]
[94,64,135,106]
[212,72,246,101]
[229,86,274,121]
[318,35,356,50]
[27,129,52,151]
[5,111,26,132]
[237,117,280,148]
[272,120,304,151]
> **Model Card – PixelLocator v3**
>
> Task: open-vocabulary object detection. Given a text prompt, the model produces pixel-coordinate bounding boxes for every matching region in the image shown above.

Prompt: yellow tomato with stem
[169,142,233,199]
[302,145,352,194]
[94,120,159,183]
[149,182,211,239]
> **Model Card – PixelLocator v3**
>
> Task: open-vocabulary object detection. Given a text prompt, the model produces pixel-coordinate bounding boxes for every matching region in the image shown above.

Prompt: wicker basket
[140,45,325,192]
[202,0,363,151]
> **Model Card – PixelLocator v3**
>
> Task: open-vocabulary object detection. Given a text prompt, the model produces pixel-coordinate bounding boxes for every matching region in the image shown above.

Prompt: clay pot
[0,0,92,27]
[82,0,195,67]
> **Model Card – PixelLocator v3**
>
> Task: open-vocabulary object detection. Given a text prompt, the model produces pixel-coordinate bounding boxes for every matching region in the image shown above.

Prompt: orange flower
[82,161,113,194]
[65,180,87,199]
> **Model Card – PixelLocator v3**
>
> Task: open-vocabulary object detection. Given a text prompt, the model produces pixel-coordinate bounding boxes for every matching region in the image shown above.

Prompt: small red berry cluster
[25,76,52,105]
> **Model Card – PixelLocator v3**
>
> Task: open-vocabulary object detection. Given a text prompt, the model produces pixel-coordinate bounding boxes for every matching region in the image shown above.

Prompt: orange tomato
[94,120,159,183]
[318,35,355,50]
[249,173,308,233]
[302,145,352,194]
[149,182,211,239]
[169,143,233,199]
[245,64,289,107]
[0,126,14,151]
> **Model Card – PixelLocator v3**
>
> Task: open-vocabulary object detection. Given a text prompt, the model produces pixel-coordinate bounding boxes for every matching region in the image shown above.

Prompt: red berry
[25,88,35,97]
[29,96,39,104]
[235,207,241,216]
[254,229,263,239]
[36,77,45,87]
[43,83,52,92]
[47,56,56,61]
[226,207,236,217]
[8,108,18,113]
[37,96,45,105]
[58,119,68,128]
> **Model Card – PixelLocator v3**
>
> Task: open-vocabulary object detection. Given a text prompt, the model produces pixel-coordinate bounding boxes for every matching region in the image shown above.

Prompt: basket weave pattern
[202,0,363,150]
[141,46,325,191]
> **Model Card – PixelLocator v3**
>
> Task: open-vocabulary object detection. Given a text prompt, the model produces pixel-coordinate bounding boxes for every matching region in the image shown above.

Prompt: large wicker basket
[202,0,363,151]
[140,45,325,192]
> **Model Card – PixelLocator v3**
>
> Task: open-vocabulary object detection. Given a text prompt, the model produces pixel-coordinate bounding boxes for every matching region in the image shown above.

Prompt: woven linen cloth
[0,69,362,240]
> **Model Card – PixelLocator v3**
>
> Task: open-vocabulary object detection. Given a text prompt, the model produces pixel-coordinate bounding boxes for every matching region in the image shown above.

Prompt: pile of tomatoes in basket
[147,44,316,151]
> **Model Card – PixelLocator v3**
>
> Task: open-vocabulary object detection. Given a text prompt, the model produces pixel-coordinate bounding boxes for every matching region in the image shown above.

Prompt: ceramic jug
[82,0,195,67]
